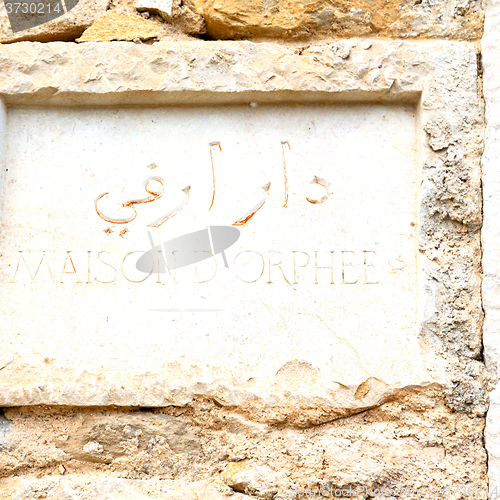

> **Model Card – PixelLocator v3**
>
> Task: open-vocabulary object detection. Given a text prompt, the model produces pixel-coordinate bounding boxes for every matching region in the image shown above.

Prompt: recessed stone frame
[0,40,485,420]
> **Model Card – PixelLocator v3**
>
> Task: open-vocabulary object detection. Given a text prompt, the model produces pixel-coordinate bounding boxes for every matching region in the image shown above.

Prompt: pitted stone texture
[170,0,207,35]
[0,390,489,498]
[57,414,203,462]
[76,11,161,41]
[223,461,280,499]
[0,0,110,43]
[181,0,484,40]
[0,477,252,499]
[136,0,173,21]
[105,0,205,38]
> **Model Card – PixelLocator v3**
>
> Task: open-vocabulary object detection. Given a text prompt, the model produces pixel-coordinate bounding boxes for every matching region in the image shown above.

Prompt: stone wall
[0,0,486,42]
[0,0,495,499]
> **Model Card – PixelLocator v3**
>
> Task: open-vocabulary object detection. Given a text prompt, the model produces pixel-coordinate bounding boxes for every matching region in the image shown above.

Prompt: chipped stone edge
[0,40,484,412]
[0,477,253,500]
[482,0,500,493]
[0,99,5,229]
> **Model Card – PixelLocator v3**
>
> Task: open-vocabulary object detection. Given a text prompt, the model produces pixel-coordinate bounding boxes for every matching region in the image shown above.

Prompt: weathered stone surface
[482,0,500,491]
[181,0,484,40]
[0,0,110,43]
[95,0,207,36]
[136,0,173,22]
[0,477,253,499]
[107,0,205,38]
[76,11,161,41]
[0,390,489,497]
[57,414,203,463]
[223,461,280,499]
[170,0,206,35]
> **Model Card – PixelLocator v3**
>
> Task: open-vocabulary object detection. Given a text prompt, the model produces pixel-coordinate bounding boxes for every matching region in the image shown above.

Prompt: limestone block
[0,41,485,424]
[1,101,425,408]
[171,0,206,35]
[181,0,483,40]
[0,393,488,498]
[0,477,253,499]
[0,0,110,43]
[57,414,203,462]
[223,461,281,499]
[76,11,161,42]
[0,41,486,418]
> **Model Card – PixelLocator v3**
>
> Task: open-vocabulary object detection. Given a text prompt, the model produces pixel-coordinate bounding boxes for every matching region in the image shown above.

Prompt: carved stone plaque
[0,103,422,405]
[0,41,482,411]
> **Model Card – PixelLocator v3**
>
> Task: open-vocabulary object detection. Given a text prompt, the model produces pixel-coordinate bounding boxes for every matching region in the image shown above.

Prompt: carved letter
[209,142,221,211]
[342,251,359,284]
[156,250,177,283]
[95,192,137,224]
[13,251,54,283]
[195,252,218,283]
[96,175,166,225]
[147,185,191,228]
[363,251,380,284]
[281,141,290,208]
[306,176,332,204]
[94,251,117,283]
[233,183,271,227]
[122,251,153,283]
[87,251,92,284]
[314,251,335,284]
[60,251,81,283]
[268,251,291,285]
[292,251,310,284]
[233,251,265,283]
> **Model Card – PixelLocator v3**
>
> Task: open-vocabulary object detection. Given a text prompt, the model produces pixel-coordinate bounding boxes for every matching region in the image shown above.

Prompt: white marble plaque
[0,103,428,405]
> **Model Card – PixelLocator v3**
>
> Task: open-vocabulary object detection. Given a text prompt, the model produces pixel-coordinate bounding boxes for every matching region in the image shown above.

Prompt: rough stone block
[0,393,488,498]
[76,10,161,41]
[181,0,484,40]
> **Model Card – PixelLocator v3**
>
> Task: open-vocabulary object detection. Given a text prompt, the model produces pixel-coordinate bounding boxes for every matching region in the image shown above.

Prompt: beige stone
[110,0,144,15]
[57,414,203,462]
[182,0,483,40]
[0,0,110,43]
[171,0,206,35]
[0,389,489,498]
[0,477,253,499]
[223,461,280,499]
[76,11,161,42]
[133,0,206,35]
[136,0,173,22]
